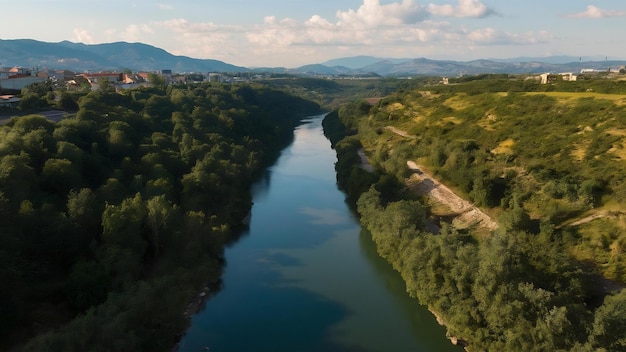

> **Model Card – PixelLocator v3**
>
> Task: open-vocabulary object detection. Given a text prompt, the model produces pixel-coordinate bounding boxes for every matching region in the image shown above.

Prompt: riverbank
[428,309,469,349]
[176,114,459,352]
[323,112,470,350]
[171,280,220,352]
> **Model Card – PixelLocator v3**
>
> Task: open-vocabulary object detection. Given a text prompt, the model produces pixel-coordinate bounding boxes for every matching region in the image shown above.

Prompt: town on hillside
[0,67,276,110]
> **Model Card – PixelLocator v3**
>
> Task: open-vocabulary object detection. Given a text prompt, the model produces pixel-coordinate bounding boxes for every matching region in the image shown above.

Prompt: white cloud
[157,18,223,34]
[464,28,551,45]
[73,28,94,44]
[336,0,428,28]
[246,17,299,47]
[120,24,154,42]
[298,207,348,225]
[565,5,626,19]
[305,15,336,31]
[154,19,242,59]
[117,0,547,66]
[428,0,495,18]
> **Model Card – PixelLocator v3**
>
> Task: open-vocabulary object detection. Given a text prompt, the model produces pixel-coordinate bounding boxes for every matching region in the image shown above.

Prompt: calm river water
[178,114,459,352]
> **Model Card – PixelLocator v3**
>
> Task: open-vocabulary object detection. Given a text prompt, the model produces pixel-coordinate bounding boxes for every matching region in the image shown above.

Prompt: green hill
[327,75,626,351]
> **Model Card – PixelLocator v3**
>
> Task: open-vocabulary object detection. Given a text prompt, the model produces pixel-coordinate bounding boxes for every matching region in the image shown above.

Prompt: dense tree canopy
[0,82,319,351]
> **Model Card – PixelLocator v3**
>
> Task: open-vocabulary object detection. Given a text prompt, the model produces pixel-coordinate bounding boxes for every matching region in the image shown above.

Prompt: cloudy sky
[3,0,625,67]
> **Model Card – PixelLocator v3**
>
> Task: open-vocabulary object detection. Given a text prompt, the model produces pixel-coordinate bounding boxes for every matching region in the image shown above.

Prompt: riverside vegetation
[0,80,319,351]
[323,74,626,351]
[3,73,626,351]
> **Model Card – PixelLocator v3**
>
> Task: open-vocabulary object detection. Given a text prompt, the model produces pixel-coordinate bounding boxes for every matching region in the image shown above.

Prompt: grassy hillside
[365,83,626,282]
[327,75,626,351]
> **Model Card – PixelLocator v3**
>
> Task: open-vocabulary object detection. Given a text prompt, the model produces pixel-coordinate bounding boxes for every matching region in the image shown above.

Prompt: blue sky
[3,0,625,67]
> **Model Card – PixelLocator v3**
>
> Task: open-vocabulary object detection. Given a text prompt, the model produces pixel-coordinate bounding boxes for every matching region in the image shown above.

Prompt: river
[177,114,460,352]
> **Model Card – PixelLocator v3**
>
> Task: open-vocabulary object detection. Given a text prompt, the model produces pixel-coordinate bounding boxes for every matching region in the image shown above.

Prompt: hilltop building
[539,72,577,84]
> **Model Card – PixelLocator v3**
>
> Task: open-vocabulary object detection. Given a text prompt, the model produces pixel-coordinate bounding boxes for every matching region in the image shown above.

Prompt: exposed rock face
[406,160,498,231]
[449,336,469,347]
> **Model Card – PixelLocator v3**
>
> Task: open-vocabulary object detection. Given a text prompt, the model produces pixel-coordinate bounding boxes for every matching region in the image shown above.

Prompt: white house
[560,72,577,81]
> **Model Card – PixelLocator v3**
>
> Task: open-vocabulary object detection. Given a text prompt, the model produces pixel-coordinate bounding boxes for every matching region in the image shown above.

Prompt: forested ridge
[0,82,319,351]
[324,76,626,351]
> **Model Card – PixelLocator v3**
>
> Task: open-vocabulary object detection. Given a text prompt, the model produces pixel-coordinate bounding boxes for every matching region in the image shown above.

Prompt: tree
[18,94,47,109]
[589,289,626,350]
[499,204,531,232]
[65,260,109,311]
[144,95,174,122]
[147,73,166,90]
[107,121,135,159]
[384,200,426,237]
[41,158,82,195]
[22,79,56,96]
[146,195,174,257]
[100,193,148,286]
[56,141,85,166]
[58,92,79,111]
[67,188,100,232]
[10,114,54,134]
[98,79,116,93]
[0,154,38,207]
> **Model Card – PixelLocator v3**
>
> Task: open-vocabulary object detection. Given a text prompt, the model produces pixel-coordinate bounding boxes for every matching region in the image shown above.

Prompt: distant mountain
[321,56,410,69]
[488,55,615,64]
[293,64,356,75]
[1,39,624,76]
[0,39,247,72]
[334,57,626,76]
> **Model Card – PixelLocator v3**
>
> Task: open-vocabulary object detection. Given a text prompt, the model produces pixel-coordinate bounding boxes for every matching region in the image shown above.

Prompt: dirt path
[385,126,417,139]
[563,211,626,227]
[567,213,607,227]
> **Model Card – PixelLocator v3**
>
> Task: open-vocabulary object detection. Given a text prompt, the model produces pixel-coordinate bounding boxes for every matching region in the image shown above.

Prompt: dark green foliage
[323,110,379,203]
[588,289,626,350]
[321,110,352,147]
[324,101,417,204]
[0,82,319,351]
[337,100,371,131]
[64,260,109,311]
[57,92,79,111]
[356,185,595,351]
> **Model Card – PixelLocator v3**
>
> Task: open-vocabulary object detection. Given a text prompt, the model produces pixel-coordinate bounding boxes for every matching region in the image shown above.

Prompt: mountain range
[1,39,625,77]
[0,39,245,73]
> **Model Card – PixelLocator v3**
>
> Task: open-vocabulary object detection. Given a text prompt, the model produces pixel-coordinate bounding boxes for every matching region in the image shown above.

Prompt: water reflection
[178,115,459,352]
[298,207,350,225]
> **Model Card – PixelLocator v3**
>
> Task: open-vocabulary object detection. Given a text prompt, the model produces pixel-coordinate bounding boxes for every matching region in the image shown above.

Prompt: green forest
[324,75,626,351]
[0,81,319,351]
[4,72,626,352]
